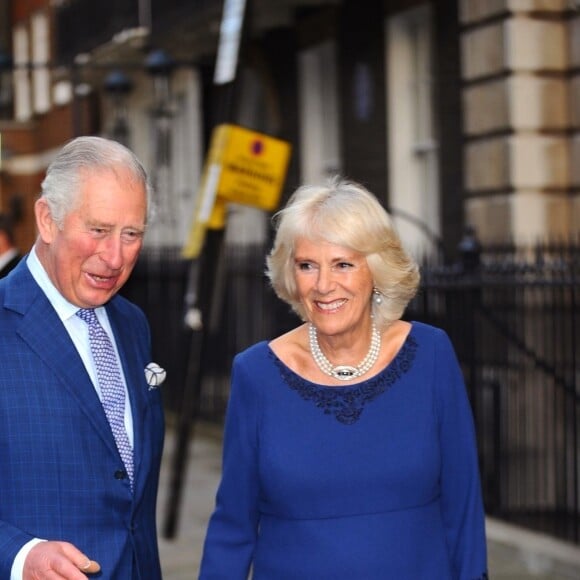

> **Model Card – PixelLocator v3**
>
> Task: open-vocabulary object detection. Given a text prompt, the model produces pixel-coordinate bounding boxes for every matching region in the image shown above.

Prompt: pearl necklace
[308,322,381,381]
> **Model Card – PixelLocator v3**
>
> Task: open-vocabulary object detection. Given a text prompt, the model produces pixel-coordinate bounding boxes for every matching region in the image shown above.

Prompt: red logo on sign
[251,140,264,155]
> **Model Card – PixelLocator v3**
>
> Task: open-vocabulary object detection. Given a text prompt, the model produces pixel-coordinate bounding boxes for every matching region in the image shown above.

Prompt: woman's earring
[373,288,383,305]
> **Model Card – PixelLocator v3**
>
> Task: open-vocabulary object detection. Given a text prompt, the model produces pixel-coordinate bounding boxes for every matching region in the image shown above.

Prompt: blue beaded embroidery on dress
[273,335,418,425]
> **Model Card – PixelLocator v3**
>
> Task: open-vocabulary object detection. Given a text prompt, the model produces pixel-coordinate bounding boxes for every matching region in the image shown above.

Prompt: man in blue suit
[0,136,165,579]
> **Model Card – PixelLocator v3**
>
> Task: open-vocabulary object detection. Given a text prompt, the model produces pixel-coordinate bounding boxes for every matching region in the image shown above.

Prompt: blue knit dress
[199,322,488,580]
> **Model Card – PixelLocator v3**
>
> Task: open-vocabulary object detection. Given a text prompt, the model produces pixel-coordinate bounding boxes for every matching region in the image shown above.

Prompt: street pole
[162,0,249,540]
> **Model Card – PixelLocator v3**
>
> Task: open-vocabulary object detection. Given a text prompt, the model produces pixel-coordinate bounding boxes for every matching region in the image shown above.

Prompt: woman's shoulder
[267,324,312,376]
[234,332,306,372]
[406,321,459,361]
[409,320,450,342]
[268,324,305,349]
[407,321,462,375]
[234,340,272,366]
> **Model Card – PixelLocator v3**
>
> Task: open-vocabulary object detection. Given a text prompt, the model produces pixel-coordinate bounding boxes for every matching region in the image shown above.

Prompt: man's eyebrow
[86,219,113,227]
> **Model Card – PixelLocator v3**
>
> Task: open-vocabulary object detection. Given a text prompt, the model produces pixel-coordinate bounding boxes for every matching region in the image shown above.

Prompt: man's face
[36,167,147,308]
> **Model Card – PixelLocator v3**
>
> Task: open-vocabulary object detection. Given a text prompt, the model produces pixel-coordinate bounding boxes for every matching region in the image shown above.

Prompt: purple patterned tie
[77,308,134,488]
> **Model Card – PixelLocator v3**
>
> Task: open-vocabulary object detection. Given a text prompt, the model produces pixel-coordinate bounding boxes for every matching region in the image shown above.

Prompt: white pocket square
[145,362,167,390]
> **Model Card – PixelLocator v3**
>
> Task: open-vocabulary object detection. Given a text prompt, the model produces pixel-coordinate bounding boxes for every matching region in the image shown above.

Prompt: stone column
[459,0,576,243]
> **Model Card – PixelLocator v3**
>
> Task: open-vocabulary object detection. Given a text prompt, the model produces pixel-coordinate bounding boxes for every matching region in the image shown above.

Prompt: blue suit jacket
[0,259,165,579]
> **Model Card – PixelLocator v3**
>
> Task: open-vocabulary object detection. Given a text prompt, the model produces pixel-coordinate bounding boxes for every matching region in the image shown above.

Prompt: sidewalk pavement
[157,425,580,579]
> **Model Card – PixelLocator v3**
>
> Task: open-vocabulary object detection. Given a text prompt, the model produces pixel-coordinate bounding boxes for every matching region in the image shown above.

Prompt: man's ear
[35,198,58,243]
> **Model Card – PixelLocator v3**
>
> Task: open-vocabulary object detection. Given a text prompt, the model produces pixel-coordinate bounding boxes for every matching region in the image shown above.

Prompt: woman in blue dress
[199,177,488,579]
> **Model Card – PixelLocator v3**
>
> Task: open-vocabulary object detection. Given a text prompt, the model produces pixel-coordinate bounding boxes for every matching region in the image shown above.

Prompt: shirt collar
[27,245,103,323]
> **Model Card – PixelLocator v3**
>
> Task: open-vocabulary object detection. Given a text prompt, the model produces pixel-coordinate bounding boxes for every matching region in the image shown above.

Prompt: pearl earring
[373,288,383,305]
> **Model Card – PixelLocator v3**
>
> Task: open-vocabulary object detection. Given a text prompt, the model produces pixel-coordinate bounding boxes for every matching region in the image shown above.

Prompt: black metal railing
[121,244,298,419]
[121,247,192,412]
[123,239,580,545]
[408,240,579,545]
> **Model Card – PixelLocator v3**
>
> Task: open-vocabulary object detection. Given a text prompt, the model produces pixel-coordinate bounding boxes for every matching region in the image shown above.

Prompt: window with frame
[386,3,440,260]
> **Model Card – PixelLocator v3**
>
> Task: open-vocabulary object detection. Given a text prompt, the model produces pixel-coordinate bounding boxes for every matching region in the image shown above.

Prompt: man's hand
[24,541,101,579]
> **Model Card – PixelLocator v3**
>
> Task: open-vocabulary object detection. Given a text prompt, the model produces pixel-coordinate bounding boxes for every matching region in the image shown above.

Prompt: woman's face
[293,236,374,339]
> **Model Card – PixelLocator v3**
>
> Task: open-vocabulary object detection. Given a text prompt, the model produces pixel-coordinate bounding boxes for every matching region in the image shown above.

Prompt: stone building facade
[460,0,579,243]
[0,0,578,254]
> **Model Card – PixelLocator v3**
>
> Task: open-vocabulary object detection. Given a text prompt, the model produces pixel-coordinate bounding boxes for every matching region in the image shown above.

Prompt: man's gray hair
[40,136,153,228]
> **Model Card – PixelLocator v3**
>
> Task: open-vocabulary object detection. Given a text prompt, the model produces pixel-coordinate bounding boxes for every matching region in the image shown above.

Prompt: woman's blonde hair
[266,176,420,330]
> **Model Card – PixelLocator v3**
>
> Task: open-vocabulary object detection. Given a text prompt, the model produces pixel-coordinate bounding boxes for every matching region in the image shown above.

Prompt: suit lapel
[6,262,123,460]
[16,296,120,456]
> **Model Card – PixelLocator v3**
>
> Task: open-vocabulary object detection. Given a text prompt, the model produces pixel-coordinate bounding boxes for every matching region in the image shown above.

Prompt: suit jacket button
[114,469,127,480]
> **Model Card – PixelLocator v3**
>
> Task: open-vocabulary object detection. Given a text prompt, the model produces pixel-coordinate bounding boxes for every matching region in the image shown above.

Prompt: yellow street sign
[182,124,291,259]
[214,123,291,210]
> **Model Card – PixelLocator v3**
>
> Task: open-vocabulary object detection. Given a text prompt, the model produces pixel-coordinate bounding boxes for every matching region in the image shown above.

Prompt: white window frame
[31,10,51,114]
[298,39,341,184]
[386,4,440,259]
[138,68,204,249]
[13,24,32,121]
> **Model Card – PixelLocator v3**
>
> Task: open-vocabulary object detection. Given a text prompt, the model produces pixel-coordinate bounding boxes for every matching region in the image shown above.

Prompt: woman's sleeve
[198,353,260,579]
[435,329,489,580]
